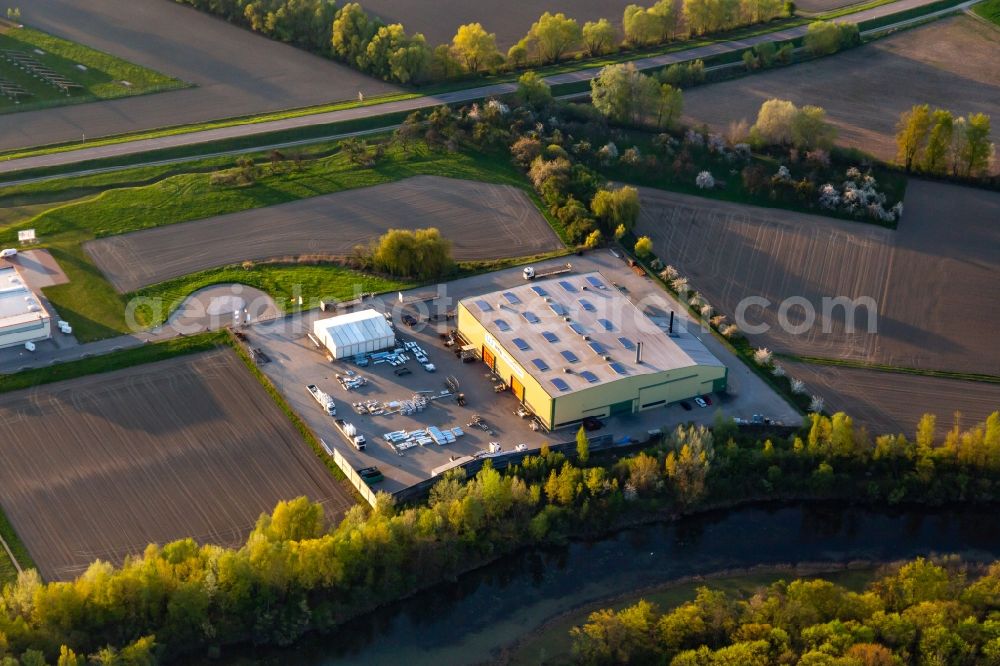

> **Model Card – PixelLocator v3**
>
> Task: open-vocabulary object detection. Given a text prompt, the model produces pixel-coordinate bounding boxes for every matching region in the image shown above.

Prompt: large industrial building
[457,271,727,430]
[313,309,395,359]
[0,266,51,349]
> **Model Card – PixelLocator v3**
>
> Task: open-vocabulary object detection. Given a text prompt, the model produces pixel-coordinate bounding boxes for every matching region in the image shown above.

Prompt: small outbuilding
[313,309,395,359]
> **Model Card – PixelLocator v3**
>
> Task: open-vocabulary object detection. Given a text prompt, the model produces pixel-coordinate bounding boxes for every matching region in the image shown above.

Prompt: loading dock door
[510,376,525,402]
[482,347,496,371]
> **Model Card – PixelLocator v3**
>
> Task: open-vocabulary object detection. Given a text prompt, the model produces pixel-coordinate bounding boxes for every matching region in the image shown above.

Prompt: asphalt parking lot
[248,251,802,494]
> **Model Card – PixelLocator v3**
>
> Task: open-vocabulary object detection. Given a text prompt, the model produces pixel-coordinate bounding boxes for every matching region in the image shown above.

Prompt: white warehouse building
[313,309,395,359]
[0,267,51,349]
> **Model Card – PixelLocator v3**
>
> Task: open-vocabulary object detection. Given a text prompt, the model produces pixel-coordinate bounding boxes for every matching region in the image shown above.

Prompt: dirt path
[85,176,563,293]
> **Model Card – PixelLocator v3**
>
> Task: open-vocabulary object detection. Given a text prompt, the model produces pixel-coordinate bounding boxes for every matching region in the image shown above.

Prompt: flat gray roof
[0,267,48,329]
[460,271,723,397]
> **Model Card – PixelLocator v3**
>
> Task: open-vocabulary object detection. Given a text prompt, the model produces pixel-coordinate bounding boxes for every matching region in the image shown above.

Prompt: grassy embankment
[972,0,1000,24]
[0,22,186,114]
[2,140,565,340]
[505,567,877,665]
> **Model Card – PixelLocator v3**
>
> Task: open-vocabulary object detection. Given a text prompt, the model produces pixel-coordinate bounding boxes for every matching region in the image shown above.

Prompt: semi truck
[306,384,336,416]
[522,263,572,280]
[334,418,366,451]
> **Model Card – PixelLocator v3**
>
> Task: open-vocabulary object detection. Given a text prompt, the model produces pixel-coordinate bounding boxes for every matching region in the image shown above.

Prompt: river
[215,503,1000,665]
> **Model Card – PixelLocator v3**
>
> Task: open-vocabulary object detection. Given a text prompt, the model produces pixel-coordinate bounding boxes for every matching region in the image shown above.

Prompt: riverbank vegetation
[570,556,1000,665]
[2,408,999,663]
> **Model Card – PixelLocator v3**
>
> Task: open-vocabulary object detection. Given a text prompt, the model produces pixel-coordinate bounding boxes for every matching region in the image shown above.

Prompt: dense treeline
[174,0,790,84]
[1,409,999,663]
[571,557,1000,665]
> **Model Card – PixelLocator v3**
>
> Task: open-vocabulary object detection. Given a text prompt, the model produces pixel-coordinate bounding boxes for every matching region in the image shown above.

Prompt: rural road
[0,0,968,179]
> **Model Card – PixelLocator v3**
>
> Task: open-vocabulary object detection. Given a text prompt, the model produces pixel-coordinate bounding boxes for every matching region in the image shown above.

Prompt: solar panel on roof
[560,350,579,363]
[522,311,540,323]
[542,331,559,343]
[609,361,627,375]
[586,276,606,289]
[475,299,492,312]
[512,337,530,351]
[549,303,567,316]
[579,299,596,312]
[579,370,599,383]
[531,358,550,372]
[569,322,586,335]
[588,341,606,354]
[530,286,548,297]
[495,319,511,332]
[502,291,521,305]
[558,280,577,292]
[598,318,614,331]
[618,336,635,350]
[551,378,571,392]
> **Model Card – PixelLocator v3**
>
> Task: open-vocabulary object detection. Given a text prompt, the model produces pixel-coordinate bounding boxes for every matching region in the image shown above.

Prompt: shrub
[695,170,715,189]
[753,347,773,365]
[634,236,654,259]
[371,227,452,279]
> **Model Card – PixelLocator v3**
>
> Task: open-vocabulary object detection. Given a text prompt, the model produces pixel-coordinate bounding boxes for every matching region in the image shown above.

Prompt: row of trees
[3,408,1000,663]
[176,0,789,85]
[571,557,1000,665]
[896,104,994,178]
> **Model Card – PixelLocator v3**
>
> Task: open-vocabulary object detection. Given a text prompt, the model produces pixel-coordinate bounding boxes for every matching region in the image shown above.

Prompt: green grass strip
[857,0,966,30]
[0,24,186,115]
[972,0,1000,24]
[0,92,419,161]
[777,354,1000,384]
[0,331,227,394]
[0,506,34,586]
[222,329,347,482]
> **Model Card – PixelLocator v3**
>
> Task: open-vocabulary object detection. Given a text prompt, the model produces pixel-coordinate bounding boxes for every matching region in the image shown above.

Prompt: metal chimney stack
[635,341,643,364]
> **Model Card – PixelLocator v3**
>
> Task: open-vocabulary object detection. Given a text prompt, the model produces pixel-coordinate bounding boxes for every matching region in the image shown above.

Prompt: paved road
[0,0,962,177]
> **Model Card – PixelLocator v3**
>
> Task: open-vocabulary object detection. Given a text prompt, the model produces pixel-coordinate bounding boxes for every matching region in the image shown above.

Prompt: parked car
[393,367,412,376]
[694,397,708,408]
[401,314,417,327]
[679,401,692,411]
[702,395,713,405]
[582,416,604,431]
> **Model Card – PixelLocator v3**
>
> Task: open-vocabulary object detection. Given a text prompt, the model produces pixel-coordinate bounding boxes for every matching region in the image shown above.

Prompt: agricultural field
[681,16,1000,161]
[0,21,184,114]
[636,181,1000,377]
[781,361,1000,437]
[4,0,401,151]
[634,179,1000,431]
[0,348,352,581]
[85,175,563,292]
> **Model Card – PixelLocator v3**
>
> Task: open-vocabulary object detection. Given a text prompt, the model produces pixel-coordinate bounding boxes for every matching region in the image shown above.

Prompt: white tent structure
[313,309,395,359]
